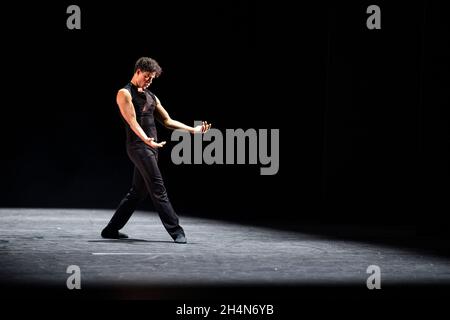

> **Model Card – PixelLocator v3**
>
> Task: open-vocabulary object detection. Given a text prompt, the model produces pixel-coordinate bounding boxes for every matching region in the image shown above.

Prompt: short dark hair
[134,57,162,77]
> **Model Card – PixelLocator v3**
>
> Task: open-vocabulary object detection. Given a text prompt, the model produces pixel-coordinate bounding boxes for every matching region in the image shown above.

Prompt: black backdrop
[1,1,448,232]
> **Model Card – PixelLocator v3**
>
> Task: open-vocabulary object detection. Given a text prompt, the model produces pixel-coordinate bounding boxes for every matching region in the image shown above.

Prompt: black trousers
[105,142,185,239]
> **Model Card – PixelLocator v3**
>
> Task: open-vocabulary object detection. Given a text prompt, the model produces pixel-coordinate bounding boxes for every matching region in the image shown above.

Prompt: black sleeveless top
[122,82,158,144]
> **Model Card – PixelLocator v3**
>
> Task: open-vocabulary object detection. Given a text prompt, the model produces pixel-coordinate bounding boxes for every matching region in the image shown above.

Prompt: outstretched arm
[154,95,211,133]
[116,89,166,148]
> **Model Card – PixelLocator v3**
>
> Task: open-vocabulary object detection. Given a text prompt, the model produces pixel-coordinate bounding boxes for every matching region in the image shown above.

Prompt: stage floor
[1,208,450,299]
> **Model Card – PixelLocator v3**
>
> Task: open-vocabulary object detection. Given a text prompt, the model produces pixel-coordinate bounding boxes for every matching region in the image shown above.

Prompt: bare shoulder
[117,88,131,101]
[151,93,161,105]
[118,88,131,96]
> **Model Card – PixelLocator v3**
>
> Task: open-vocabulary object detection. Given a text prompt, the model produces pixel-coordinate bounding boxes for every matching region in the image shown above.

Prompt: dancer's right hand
[144,137,166,148]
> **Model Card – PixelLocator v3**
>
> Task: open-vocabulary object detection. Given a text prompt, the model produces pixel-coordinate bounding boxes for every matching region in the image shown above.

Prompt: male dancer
[101,57,211,244]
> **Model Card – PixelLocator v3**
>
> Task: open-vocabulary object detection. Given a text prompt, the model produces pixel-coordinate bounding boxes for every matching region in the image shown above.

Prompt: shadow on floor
[88,239,174,244]
[189,215,450,258]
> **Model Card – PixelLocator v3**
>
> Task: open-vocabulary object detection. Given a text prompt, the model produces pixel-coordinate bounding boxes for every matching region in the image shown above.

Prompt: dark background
[0,1,448,234]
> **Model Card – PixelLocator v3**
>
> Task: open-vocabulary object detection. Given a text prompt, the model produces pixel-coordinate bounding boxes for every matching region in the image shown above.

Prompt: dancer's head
[132,57,162,89]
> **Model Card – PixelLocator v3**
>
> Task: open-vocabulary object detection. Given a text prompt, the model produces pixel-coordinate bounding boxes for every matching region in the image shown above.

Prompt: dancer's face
[136,70,156,89]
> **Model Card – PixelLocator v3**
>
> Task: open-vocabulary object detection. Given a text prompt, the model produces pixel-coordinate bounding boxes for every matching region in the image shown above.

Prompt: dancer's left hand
[194,121,212,133]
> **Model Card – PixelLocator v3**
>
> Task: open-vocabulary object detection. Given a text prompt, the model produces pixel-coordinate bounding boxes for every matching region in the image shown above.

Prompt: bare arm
[154,95,211,133]
[116,89,166,148]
